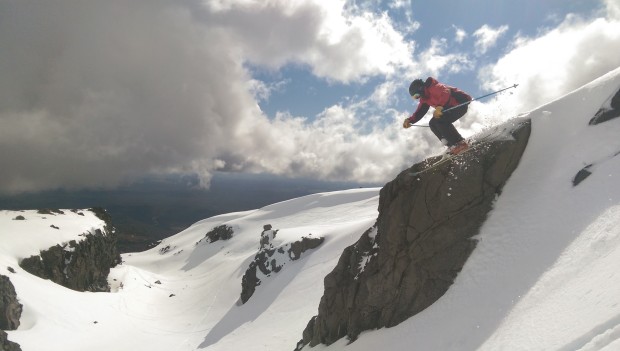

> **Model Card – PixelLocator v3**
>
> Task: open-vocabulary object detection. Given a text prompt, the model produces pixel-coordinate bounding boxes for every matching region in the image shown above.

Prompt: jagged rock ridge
[0,275,21,331]
[589,86,620,125]
[297,119,531,348]
[0,275,22,351]
[574,87,620,186]
[18,208,121,292]
[0,330,21,351]
[241,225,324,304]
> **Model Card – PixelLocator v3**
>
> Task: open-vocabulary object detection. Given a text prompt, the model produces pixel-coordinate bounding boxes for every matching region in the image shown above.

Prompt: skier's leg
[437,106,468,146]
[436,121,463,146]
[428,117,444,141]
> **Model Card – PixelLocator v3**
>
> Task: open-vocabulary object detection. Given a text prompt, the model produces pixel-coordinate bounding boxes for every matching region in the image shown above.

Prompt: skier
[403,77,472,155]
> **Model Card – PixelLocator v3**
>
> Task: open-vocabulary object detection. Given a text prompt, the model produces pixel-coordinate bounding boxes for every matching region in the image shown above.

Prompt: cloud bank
[1,0,619,194]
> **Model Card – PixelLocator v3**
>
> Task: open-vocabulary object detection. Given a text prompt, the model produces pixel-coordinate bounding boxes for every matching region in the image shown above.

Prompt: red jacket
[408,77,471,124]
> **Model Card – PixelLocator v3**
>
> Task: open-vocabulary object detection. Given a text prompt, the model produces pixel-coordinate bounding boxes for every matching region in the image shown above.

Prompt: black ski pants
[428,105,468,147]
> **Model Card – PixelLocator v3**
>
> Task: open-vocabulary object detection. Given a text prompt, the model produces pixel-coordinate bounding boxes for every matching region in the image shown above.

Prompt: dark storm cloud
[0,0,256,193]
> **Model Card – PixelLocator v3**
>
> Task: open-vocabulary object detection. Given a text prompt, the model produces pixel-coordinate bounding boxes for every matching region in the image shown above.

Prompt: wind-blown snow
[2,67,620,351]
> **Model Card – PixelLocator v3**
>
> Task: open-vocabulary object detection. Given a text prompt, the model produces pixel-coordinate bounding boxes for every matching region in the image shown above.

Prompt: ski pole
[442,83,518,113]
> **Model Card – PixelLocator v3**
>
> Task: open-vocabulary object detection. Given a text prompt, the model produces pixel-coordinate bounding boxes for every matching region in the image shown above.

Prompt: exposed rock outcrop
[0,275,22,330]
[575,88,620,186]
[201,225,234,243]
[0,330,21,351]
[297,120,531,348]
[589,87,620,125]
[19,208,121,292]
[241,225,324,304]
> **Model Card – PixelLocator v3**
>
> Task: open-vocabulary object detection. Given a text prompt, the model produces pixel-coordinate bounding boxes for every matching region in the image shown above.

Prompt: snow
[2,67,620,350]
[0,209,105,262]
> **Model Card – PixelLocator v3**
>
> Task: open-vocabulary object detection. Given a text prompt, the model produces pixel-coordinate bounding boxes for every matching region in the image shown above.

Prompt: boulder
[0,330,22,351]
[241,226,324,304]
[19,208,121,292]
[589,87,620,125]
[0,276,22,330]
[298,119,531,348]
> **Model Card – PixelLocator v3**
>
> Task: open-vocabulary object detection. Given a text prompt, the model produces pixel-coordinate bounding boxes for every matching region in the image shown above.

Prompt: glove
[433,106,443,118]
[403,118,412,129]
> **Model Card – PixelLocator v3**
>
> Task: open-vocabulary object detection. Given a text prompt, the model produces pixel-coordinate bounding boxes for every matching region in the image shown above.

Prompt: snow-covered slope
[2,190,380,350]
[2,67,620,351]
[0,209,106,263]
[314,69,620,351]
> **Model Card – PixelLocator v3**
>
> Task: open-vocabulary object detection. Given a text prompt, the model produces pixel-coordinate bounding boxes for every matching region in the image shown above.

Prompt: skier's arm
[408,103,430,124]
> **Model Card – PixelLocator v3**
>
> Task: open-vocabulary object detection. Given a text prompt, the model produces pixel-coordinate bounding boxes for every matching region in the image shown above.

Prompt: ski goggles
[411,93,421,100]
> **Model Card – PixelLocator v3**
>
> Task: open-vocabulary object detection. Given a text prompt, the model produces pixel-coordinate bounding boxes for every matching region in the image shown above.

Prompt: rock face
[0,330,22,351]
[241,225,324,304]
[19,208,121,292]
[0,275,22,331]
[575,88,620,186]
[0,276,22,351]
[589,87,620,125]
[298,120,531,348]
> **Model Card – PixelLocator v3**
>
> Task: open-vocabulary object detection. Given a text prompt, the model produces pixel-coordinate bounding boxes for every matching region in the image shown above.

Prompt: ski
[409,143,481,177]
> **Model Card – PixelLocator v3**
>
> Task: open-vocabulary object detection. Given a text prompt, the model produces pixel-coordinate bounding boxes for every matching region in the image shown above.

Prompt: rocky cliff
[297,119,531,348]
[241,224,324,303]
[0,275,21,331]
[0,275,21,350]
[19,208,121,292]
[0,330,21,351]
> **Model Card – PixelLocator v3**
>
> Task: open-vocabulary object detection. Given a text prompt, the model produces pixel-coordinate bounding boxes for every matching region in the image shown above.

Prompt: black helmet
[409,79,424,96]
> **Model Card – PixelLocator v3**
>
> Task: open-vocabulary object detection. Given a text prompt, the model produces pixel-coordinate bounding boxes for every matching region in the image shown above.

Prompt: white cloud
[453,25,468,44]
[479,12,620,116]
[388,0,410,10]
[418,38,474,75]
[248,78,290,102]
[205,0,415,83]
[604,0,620,19]
[2,0,620,194]
[0,0,420,193]
[233,101,437,183]
[473,24,509,54]
[0,0,260,193]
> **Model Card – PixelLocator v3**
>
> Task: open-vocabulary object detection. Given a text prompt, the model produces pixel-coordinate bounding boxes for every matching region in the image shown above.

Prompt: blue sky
[256,0,604,119]
[0,0,619,194]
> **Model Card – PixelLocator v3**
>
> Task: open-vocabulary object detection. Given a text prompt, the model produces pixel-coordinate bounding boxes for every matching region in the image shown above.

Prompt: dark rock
[240,263,260,304]
[0,275,22,330]
[6,268,15,274]
[299,120,532,347]
[202,225,234,244]
[159,245,174,254]
[260,226,277,248]
[288,237,324,260]
[241,227,325,304]
[589,88,620,125]
[573,165,593,186]
[12,216,25,221]
[37,209,65,215]
[19,209,121,292]
[0,330,22,351]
